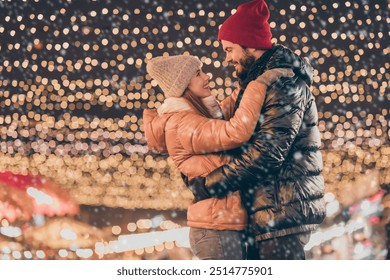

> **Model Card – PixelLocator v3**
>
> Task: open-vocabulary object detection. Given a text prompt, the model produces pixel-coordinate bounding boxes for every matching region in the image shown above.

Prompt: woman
[143,55,293,259]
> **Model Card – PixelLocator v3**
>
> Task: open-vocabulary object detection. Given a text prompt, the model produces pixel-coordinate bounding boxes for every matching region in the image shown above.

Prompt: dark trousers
[246,233,311,260]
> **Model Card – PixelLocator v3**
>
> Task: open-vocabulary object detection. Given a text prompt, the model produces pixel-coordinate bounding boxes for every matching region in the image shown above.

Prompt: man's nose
[225,53,232,62]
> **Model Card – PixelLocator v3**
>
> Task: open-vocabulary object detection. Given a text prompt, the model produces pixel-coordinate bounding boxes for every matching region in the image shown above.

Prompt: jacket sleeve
[142,109,169,154]
[178,81,267,154]
[219,88,239,120]
[202,78,308,197]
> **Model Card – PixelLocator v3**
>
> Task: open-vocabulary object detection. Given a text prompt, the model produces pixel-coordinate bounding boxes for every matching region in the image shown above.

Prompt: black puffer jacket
[193,45,326,241]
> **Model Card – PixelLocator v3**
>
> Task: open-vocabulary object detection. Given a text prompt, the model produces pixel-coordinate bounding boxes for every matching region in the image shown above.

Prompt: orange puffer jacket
[143,81,266,230]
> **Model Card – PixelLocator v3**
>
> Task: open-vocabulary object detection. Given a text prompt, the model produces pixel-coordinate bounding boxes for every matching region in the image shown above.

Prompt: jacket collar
[241,44,314,88]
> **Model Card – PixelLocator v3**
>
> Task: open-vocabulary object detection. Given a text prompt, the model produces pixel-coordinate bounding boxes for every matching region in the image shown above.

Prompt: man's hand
[188,177,211,202]
[181,173,211,203]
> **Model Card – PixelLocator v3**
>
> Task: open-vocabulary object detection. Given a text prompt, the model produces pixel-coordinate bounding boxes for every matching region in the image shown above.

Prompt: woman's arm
[219,88,240,120]
[179,68,294,154]
[178,80,267,154]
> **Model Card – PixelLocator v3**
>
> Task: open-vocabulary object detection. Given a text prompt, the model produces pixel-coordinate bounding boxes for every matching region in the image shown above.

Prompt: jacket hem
[188,221,247,231]
[255,224,319,241]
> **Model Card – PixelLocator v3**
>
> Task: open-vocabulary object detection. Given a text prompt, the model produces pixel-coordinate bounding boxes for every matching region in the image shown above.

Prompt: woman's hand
[256,68,294,86]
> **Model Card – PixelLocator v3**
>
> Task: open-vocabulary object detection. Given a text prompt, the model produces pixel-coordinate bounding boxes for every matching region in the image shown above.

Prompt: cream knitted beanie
[147,55,202,98]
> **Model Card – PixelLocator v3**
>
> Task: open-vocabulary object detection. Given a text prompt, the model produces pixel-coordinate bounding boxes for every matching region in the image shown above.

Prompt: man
[185,0,326,259]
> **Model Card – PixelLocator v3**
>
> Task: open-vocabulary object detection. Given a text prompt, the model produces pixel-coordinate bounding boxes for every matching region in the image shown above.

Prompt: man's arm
[189,78,308,200]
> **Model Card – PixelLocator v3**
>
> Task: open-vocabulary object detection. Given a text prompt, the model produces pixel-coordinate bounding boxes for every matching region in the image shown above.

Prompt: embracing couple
[143,0,325,260]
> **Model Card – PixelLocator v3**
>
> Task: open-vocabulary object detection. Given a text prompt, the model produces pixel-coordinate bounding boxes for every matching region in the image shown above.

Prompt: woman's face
[187,68,211,98]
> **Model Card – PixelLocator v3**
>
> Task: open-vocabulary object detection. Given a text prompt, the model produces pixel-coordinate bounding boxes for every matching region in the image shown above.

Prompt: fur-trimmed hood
[266,44,314,86]
[241,44,314,88]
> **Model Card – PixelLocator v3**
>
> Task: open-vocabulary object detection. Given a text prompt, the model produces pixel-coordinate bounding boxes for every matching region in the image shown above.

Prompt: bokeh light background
[0,0,389,259]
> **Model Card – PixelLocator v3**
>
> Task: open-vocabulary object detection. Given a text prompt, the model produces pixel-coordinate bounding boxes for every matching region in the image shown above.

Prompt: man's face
[221,40,256,81]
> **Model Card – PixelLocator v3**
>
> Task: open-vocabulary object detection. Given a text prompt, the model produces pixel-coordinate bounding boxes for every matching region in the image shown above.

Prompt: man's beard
[237,49,256,83]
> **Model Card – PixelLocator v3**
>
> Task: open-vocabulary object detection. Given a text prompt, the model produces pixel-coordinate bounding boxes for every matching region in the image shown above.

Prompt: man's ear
[249,48,266,60]
[246,48,257,54]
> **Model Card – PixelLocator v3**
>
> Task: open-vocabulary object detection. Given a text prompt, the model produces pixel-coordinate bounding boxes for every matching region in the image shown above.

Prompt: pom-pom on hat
[147,55,202,98]
[218,0,272,49]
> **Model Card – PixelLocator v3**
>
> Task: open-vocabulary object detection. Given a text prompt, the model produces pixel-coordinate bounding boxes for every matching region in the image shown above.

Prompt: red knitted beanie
[218,0,272,49]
